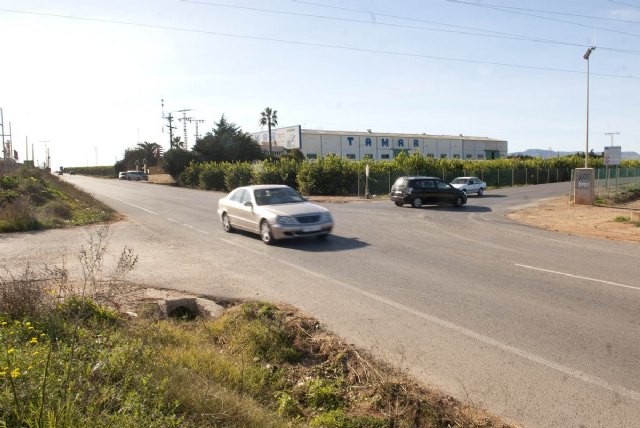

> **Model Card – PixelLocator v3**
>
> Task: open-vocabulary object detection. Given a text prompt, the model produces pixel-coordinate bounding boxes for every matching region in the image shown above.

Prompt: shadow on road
[473,194,508,198]
[397,205,492,213]
[276,234,369,252]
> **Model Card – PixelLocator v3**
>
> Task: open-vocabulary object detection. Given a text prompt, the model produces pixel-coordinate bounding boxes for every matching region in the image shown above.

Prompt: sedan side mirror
[244,201,253,208]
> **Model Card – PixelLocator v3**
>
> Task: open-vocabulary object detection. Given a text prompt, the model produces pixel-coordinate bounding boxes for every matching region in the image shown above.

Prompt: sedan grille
[295,215,321,224]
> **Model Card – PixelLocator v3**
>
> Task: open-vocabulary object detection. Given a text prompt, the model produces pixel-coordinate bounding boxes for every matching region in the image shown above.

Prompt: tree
[193,115,263,162]
[136,141,162,167]
[281,148,305,162]
[171,136,184,149]
[117,147,145,172]
[259,107,278,158]
[162,148,196,180]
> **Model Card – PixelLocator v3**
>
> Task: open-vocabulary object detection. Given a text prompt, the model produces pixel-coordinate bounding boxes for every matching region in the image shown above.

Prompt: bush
[297,155,357,195]
[252,161,284,185]
[163,148,197,180]
[208,303,301,364]
[224,163,253,191]
[178,162,202,188]
[0,266,53,319]
[43,201,73,220]
[199,162,227,190]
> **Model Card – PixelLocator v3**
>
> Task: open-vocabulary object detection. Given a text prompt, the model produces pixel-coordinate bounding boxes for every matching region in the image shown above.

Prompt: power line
[446,1,640,24]
[295,0,640,26]
[608,0,640,10]
[182,0,640,55]
[0,7,638,79]
[448,0,640,39]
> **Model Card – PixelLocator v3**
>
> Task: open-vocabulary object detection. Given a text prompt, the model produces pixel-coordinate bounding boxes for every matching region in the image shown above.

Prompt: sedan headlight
[276,215,297,225]
[319,212,333,222]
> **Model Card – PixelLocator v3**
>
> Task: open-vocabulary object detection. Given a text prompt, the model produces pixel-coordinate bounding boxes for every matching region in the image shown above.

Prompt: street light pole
[583,46,596,168]
[605,131,620,147]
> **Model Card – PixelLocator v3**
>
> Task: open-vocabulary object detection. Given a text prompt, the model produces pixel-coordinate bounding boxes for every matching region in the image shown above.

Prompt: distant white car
[126,171,148,181]
[450,177,487,196]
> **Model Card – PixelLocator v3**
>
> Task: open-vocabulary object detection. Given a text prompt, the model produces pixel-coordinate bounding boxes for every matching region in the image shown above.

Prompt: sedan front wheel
[412,198,423,208]
[478,188,484,196]
[222,213,233,233]
[260,220,275,245]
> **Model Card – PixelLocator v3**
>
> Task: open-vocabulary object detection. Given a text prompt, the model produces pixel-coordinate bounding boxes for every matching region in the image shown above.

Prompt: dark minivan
[390,176,467,208]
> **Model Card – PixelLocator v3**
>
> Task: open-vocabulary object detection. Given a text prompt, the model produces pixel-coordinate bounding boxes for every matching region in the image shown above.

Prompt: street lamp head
[583,46,596,60]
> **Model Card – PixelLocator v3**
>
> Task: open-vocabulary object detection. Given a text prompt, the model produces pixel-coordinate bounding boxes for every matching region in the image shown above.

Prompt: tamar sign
[604,146,622,166]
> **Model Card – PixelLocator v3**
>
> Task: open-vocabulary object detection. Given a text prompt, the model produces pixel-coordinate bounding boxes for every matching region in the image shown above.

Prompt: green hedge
[174,154,640,195]
[63,166,116,177]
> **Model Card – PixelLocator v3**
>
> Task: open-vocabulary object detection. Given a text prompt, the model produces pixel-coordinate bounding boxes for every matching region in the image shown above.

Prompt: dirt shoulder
[507,196,640,243]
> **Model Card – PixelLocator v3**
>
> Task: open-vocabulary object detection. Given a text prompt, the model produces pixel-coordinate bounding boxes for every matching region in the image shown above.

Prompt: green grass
[1,282,506,427]
[0,167,115,232]
[612,215,640,227]
[614,216,631,222]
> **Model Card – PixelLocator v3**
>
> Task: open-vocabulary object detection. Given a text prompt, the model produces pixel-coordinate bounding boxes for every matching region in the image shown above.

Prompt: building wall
[298,130,507,161]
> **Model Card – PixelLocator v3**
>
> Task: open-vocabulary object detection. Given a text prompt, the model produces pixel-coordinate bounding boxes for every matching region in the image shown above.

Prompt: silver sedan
[217,185,333,244]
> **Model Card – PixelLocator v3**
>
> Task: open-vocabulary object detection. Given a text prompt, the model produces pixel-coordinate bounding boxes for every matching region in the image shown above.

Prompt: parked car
[56,170,63,175]
[450,176,487,196]
[118,172,128,180]
[390,176,467,208]
[68,170,76,175]
[217,185,333,245]
[126,171,148,181]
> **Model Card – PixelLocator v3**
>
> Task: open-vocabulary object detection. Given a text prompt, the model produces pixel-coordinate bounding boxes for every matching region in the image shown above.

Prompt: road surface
[1,176,638,428]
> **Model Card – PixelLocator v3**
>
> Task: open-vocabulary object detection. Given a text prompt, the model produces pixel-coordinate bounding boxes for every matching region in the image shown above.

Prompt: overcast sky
[1,0,639,169]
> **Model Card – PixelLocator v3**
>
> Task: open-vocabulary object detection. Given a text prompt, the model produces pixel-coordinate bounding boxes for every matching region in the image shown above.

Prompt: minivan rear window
[393,178,407,187]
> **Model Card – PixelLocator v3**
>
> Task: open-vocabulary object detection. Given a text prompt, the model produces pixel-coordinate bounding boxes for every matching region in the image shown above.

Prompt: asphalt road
[2,176,639,428]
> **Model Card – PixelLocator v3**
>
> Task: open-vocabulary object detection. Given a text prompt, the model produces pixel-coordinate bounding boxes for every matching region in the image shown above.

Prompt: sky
[1,0,639,169]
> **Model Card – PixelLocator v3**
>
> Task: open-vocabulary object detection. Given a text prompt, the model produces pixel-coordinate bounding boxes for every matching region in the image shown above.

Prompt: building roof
[301,128,507,143]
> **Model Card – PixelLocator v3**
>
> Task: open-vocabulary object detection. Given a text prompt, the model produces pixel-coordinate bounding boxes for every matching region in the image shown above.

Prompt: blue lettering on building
[397,139,404,147]
[381,138,389,147]
[347,136,354,146]
[413,139,420,148]
[365,138,372,147]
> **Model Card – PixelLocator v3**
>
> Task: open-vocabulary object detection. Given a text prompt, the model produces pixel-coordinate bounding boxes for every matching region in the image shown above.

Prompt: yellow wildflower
[7,348,14,354]
[11,368,20,378]
[1,322,7,326]
[30,337,38,344]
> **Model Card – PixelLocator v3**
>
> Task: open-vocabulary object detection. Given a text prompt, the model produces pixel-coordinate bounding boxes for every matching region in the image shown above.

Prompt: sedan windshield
[254,188,305,205]
[451,178,468,184]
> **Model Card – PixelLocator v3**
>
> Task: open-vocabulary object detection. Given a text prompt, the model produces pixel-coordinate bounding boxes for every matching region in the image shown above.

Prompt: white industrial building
[252,126,507,161]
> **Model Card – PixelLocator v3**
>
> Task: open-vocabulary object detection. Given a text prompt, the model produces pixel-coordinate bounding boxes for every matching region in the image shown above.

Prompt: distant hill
[509,149,640,160]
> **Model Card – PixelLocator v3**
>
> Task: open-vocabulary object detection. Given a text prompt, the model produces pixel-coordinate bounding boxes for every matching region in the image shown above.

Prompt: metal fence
[594,167,640,202]
[357,167,575,197]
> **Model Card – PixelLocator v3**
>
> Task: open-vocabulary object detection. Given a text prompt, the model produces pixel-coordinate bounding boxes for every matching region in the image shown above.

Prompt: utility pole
[161,99,177,148]
[6,121,13,161]
[1,108,6,159]
[189,118,206,142]
[39,140,51,169]
[177,109,193,149]
[605,132,620,147]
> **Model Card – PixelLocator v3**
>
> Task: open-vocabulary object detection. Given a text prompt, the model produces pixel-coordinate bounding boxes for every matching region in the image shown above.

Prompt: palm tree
[259,107,278,157]
[136,141,161,167]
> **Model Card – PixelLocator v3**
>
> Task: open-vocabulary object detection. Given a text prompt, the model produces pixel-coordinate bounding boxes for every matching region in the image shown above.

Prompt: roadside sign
[604,146,621,166]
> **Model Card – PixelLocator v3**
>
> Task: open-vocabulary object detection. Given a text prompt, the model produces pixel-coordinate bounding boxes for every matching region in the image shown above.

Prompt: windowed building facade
[252,126,507,161]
